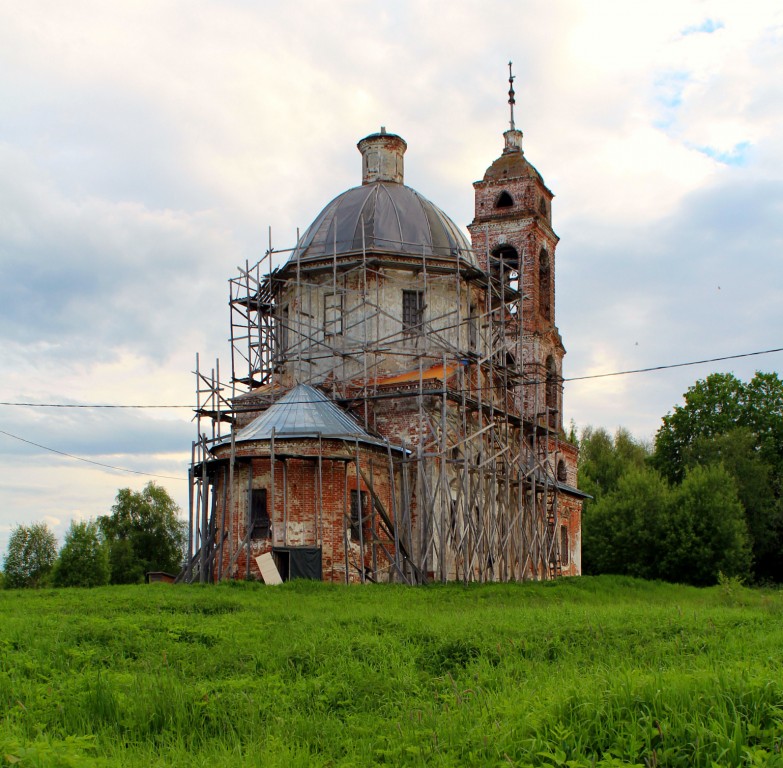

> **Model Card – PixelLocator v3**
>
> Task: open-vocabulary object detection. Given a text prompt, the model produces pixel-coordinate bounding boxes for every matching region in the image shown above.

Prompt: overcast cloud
[1,0,782,555]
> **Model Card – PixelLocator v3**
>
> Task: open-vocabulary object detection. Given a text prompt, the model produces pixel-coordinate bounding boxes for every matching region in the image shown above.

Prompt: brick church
[186,80,584,584]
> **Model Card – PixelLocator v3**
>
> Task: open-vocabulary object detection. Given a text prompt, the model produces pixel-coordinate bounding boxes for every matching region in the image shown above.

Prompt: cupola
[357,127,407,185]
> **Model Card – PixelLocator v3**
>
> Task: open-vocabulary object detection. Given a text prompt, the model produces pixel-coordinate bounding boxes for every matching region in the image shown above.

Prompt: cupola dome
[290,129,474,265]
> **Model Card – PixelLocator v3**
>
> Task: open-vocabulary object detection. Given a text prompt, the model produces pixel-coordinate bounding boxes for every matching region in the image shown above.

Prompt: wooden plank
[255,552,283,585]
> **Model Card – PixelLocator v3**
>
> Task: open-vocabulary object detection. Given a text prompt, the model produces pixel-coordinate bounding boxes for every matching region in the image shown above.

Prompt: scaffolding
[182,226,568,585]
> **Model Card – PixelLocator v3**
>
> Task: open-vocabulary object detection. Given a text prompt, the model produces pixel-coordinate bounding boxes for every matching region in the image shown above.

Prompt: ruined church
[185,84,585,584]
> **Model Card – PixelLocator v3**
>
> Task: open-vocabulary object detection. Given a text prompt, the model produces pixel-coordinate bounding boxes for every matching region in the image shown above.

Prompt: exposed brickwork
[192,123,583,584]
[211,439,397,583]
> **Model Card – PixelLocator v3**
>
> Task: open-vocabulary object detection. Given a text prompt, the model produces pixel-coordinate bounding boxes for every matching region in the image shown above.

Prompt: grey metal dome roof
[231,385,401,452]
[291,182,475,265]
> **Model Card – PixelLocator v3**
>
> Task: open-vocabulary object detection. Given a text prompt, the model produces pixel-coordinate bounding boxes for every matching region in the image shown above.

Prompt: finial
[508,61,516,131]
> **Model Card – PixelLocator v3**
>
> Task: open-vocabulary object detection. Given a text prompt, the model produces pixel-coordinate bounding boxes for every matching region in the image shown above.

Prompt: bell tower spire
[508,60,516,131]
[503,62,524,154]
[468,64,564,429]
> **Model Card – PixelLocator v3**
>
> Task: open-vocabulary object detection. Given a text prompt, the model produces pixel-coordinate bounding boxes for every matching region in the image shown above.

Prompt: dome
[482,129,544,185]
[483,153,544,185]
[291,181,474,264]
[289,128,475,266]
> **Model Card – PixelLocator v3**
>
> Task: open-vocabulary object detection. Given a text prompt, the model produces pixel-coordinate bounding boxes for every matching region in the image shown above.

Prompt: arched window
[539,198,548,216]
[491,244,519,269]
[495,191,514,208]
[539,248,551,321]
[557,460,567,483]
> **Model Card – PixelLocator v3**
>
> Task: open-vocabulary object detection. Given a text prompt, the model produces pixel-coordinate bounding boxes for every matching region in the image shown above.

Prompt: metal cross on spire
[508,61,516,131]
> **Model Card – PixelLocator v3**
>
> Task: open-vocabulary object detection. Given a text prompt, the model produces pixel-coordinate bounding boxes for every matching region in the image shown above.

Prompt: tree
[688,428,783,582]
[652,373,746,484]
[52,520,110,588]
[583,463,751,586]
[579,426,650,502]
[660,464,751,585]
[3,522,57,588]
[582,465,669,579]
[653,372,783,582]
[98,482,186,584]
[578,426,652,574]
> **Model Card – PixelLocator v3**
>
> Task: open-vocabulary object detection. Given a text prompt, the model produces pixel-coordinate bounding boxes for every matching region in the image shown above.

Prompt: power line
[0,345,780,482]
[0,402,192,409]
[0,345,781,409]
[0,429,187,482]
[563,346,783,382]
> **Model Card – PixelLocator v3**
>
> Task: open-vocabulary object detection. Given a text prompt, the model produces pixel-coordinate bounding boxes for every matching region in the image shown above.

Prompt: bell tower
[468,64,566,430]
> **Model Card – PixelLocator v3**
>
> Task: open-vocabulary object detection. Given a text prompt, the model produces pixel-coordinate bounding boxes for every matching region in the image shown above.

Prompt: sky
[1,0,782,556]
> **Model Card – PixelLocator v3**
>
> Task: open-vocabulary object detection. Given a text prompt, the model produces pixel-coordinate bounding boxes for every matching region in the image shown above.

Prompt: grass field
[1,576,782,767]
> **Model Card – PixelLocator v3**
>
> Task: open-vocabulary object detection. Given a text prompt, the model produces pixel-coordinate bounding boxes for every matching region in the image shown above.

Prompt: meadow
[1,576,782,767]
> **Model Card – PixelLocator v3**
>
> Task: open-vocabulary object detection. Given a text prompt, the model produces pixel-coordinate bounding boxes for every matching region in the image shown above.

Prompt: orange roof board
[372,363,459,387]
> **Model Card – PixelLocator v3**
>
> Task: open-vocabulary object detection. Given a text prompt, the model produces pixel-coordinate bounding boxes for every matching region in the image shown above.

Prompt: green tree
[744,372,783,475]
[687,428,783,582]
[2,522,58,588]
[52,520,110,587]
[653,372,783,582]
[584,463,751,586]
[578,426,650,505]
[582,465,669,579]
[652,372,783,483]
[660,464,751,585]
[98,483,186,584]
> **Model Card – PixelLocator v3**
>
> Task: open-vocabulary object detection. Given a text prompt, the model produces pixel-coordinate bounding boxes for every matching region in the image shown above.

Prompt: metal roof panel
[235,384,376,442]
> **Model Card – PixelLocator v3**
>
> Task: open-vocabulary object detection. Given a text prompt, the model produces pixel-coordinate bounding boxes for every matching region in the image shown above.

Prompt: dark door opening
[273,549,290,581]
[272,547,322,581]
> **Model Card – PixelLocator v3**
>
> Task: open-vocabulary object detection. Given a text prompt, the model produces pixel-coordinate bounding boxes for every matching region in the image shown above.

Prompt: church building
[186,78,584,584]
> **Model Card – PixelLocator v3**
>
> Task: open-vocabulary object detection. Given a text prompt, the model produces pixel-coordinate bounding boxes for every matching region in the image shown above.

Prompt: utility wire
[1,345,780,483]
[0,345,781,409]
[0,429,186,482]
[563,346,783,382]
[0,402,192,409]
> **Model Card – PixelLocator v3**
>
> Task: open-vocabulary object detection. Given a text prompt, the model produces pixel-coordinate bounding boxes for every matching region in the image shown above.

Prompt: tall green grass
[1,577,781,766]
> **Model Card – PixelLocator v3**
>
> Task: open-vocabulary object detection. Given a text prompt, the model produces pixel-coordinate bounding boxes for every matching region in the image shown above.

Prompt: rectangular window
[402,290,424,335]
[350,490,368,540]
[324,292,343,336]
[560,524,569,566]
[250,489,270,539]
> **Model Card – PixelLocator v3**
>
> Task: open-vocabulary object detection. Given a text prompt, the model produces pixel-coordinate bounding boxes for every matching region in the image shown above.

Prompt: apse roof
[233,384,397,449]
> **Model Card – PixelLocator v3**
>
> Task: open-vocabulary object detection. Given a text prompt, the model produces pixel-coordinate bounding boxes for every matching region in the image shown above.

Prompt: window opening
[539,248,551,321]
[276,305,289,357]
[560,525,569,565]
[491,244,520,271]
[557,460,567,483]
[468,303,478,351]
[250,489,270,539]
[496,190,514,208]
[350,490,368,540]
[546,356,558,410]
[402,290,424,336]
[324,292,343,336]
